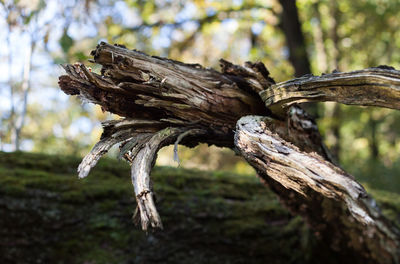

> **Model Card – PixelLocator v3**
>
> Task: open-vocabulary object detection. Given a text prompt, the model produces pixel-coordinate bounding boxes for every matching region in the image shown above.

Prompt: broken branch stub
[129,127,207,230]
[78,117,209,230]
[261,67,400,117]
[130,128,185,230]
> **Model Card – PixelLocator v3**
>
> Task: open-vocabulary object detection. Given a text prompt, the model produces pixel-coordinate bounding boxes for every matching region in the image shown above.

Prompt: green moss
[0,151,398,264]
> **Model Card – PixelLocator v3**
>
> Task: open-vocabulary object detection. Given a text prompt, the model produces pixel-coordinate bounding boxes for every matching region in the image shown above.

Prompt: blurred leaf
[23,12,35,24]
[60,28,74,54]
[141,1,155,22]
[74,51,89,61]
[109,24,122,36]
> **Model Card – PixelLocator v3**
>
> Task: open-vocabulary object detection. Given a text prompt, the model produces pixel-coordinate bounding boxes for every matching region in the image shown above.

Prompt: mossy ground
[0,151,399,264]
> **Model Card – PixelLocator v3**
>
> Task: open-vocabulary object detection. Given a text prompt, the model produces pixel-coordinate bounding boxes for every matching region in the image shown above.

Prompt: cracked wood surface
[261,67,400,117]
[59,42,270,133]
[235,116,400,264]
[58,42,281,230]
[58,42,400,263]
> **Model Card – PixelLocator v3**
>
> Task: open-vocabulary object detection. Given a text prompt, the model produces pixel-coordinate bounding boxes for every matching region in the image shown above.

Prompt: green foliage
[297,0,400,193]
[1,0,400,195]
[60,29,74,54]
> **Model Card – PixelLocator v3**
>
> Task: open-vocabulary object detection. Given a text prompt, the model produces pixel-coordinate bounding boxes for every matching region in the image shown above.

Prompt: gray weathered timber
[58,42,280,230]
[261,67,400,117]
[58,42,400,263]
[130,128,184,230]
[78,117,208,230]
[60,42,269,132]
[235,115,400,264]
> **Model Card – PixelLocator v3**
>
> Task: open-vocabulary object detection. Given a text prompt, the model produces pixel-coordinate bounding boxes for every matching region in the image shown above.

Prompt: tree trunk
[58,42,400,263]
[278,0,311,77]
[12,40,35,151]
[278,0,319,118]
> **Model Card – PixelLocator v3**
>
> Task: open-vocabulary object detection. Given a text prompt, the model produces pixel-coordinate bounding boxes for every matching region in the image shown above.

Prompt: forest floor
[0,151,399,264]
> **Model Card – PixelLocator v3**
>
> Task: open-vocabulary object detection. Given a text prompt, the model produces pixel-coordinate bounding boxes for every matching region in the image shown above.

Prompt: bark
[235,115,400,264]
[59,42,277,229]
[261,66,400,117]
[58,42,400,263]
[59,43,269,136]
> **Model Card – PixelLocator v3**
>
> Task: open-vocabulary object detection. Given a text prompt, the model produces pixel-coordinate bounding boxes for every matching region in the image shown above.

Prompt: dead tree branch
[261,66,400,117]
[235,115,400,263]
[58,42,400,263]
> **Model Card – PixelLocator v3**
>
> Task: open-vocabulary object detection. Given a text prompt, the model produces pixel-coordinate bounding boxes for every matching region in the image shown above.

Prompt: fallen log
[58,42,400,263]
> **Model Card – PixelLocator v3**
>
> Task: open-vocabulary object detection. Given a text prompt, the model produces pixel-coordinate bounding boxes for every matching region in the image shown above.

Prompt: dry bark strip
[58,42,400,263]
[261,66,400,117]
[130,127,207,230]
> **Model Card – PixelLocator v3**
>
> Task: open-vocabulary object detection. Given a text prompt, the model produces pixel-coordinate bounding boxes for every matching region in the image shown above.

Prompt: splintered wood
[59,42,400,263]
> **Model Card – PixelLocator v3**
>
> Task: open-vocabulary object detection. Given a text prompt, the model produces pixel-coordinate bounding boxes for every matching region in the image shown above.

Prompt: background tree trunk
[278,0,311,77]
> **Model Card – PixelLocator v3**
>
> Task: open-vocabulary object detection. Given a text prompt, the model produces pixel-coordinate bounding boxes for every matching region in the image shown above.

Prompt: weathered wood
[58,43,279,229]
[58,42,400,262]
[235,115,400,263]
[261,67,400,117]
[59,42,269,131]
[130,128,183,230]
[78,117,209,230]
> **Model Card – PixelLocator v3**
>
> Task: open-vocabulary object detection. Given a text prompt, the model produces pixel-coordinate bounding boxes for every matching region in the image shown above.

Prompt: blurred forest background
[1,0,400,192]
